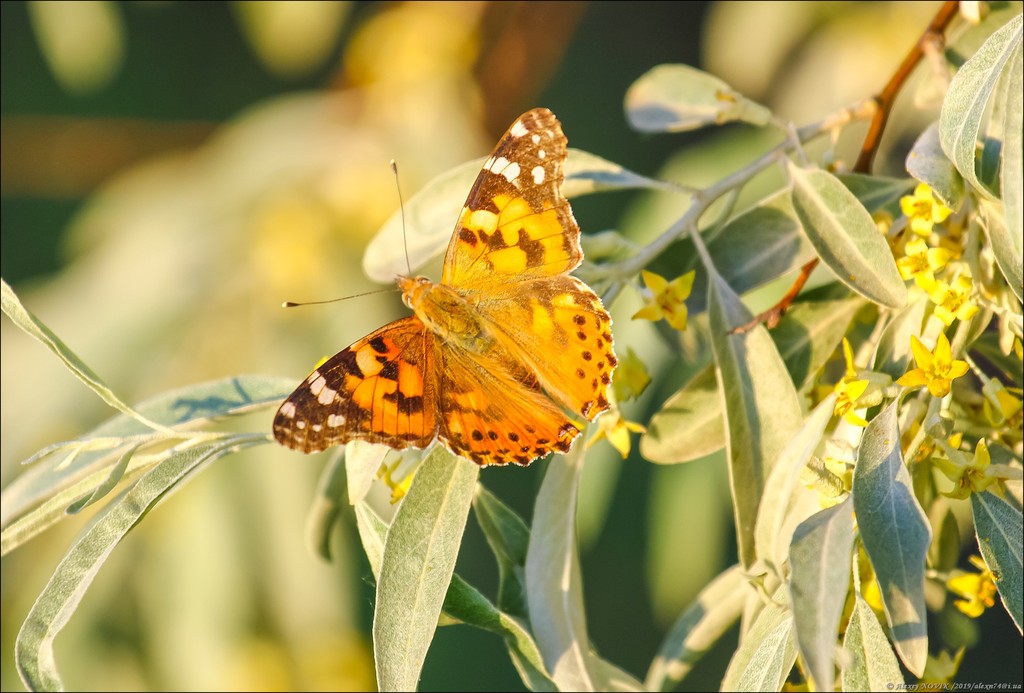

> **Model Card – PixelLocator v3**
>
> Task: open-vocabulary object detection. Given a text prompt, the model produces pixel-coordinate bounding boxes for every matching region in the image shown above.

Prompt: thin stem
[590,99,876,283]
[854,0,960,173]
[736,0,960,333]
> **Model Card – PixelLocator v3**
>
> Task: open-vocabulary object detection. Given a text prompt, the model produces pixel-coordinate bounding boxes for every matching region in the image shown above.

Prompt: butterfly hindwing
[477,274,616,421]
[275,108,616,466]
[273,317,437,453]
[436,343,580,466]
[441,108,582,290]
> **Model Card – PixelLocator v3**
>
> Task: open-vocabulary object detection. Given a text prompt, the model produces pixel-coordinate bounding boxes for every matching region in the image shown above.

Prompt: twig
[732,0,961,334]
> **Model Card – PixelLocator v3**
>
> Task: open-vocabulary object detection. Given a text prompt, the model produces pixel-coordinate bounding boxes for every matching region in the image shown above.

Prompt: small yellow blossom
[612,348,651,402]
[900,183,952,236]
[874,211,894,236]
[921,649,965,684]
[801,455,851,507]
[929,275,979,326]
[932,438,1024,499]
[896,237,952,291]
[633,270,695,331]
[832,338,890,426]
[932,439,997,499]
[587,408,645,459]
[947,555,998,618]
[982,379,1023,426]
[378,451,421,503]
[897,333,970,397]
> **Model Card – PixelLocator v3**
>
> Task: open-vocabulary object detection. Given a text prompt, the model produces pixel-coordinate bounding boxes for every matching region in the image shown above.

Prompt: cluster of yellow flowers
[896,184,979,326]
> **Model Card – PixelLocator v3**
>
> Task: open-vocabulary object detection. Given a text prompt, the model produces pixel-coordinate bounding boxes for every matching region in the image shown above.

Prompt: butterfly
[273,108,616,466]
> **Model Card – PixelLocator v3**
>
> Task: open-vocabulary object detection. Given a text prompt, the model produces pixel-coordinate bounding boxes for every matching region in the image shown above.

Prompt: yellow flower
[932,438,1024,499]
[932,439,996,499]
[982,379,1023,426]
[832,338,889,426]
[929,275,979,326]
[378,450,421,503]
[633,269,695,331]
[897,333,969,397]
[947,555,998,618]
[921,649,965,684]
[900,183,952,236]
[587,408,645,459]
[612,348,651,402]
[896,237,952,291]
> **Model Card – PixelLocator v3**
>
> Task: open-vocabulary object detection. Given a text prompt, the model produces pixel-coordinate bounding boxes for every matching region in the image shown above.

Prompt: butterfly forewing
[273,317,437,453]
[441,108,583,289]
[274,108,615,466]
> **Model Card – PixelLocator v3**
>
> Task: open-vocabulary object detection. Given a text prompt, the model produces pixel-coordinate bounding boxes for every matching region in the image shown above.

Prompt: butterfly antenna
[283,287,399,308]
[391,159,413,276]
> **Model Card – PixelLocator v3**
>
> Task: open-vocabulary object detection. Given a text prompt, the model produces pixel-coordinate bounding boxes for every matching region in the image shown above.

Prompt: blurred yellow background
[3,2,1018,691]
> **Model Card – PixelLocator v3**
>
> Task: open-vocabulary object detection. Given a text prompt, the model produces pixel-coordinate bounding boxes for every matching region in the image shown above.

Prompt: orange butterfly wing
[441,107,616,423]
[274,108,615,465]
[441,108,582,288]
[273,317,437,453]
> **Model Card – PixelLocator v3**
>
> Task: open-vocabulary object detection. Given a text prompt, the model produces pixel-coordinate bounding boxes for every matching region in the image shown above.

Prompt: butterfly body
[274,108,616,466]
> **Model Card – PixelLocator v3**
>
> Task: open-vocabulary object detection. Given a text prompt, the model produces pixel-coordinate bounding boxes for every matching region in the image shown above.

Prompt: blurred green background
[2,2,1021,690]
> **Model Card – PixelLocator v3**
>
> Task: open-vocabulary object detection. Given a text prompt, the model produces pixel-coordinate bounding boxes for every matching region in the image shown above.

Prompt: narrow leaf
[754,394,838,575]
[675,190,817,316]
[355,502,557,691]
[373,447,479,692]
[2,375,293,530]
[15,437,257,692]
[981,199,1024,302]
[1,278,170,433]
[641,365,723,464]
[788,498,855,693]
[646,564,747,691]
[473,485,531,617]
[841,594,904,691]
[853,400,930,676]
[643,295,860,465]
[971,489,1023,633]
[345,440,387,506]
[1001,39,1023,270]
[788,163,907,308]
[563,148,675,197]
[940,14,1022,196]
[625,63,772,133]
[708,272,804,567]
[906,122,966,210]
[64,443,140,514]
[722,586,796,692]
[306,450,347,561]
[833,173,916,215]
[525,443,596,691]
[769,297,864,392]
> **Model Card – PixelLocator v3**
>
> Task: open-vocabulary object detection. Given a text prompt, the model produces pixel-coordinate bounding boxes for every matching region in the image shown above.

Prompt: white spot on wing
[279,402,297,418]
[502,162,521,184]
[538,149,546,159]
[489,156,510,173]
[328,413,346,427]
[309,374,327,396]
[531,134,540,144]
[296,421,307,429]
[510,119,529,138]
[318,385,337,405]
[532,166,545,184]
